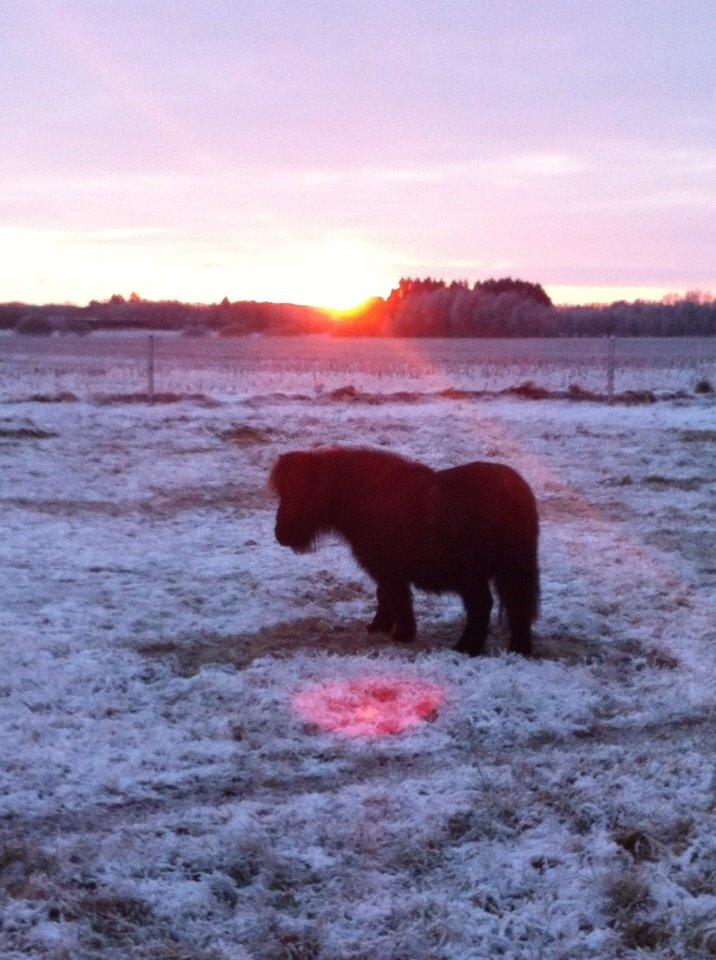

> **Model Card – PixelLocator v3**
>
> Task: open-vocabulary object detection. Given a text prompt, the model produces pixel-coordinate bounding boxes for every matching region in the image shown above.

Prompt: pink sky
[2,0,713,307]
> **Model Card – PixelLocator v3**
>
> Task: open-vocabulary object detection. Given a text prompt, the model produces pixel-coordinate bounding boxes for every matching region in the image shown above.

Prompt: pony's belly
[409,562,456,593]
[351,540,456,591]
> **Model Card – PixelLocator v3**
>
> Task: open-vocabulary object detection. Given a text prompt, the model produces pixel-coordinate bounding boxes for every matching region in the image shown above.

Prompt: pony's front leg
[367,582,395,634]
[387,581,416,642]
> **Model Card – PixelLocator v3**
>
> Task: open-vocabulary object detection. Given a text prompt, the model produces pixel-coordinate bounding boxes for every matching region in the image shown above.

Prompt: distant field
[1,333,714,400]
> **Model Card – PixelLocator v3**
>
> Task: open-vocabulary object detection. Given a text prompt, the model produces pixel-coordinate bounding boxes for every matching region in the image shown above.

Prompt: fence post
[147,334,155,401]
[606,334,615,403]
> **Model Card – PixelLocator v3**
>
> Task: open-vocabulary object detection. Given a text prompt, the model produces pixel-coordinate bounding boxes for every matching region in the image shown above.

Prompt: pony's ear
[269,451,304,493]
[308,451,335,513]
[269,450,328,496]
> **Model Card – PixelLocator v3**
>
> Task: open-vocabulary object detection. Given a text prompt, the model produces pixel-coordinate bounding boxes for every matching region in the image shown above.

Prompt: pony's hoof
[367,619,392,635]
[509,638,535,658]
[511,646,536,658]
[453,639,486,657]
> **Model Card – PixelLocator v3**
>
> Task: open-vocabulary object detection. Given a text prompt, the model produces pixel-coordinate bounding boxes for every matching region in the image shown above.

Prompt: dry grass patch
[604,870,670,951]
[613,828,661,864]
[143,481,270,517]
[680,428,716,443]
[644,474,705,491]
[0,426,57,440]
[8,391,79,403]
[65,894,154,942]
[93,392,219,407]
[0,496,125,517]
[219,424,277,444]
[0,841,55,899]
[535,630,602,663]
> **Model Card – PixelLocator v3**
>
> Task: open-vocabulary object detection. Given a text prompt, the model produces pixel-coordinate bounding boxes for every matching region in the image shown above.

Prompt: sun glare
[306,273,377,313]
[290,239,393,312]
[292,677,445,738]
[327,297,378,321]
[318,287,375,313]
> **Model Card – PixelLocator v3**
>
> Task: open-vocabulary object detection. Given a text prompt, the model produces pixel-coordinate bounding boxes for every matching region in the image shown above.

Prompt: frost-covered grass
[0,347,714,958]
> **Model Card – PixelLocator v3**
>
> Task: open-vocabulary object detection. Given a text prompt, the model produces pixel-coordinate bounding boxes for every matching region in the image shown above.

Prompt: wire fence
[0,331,713,403]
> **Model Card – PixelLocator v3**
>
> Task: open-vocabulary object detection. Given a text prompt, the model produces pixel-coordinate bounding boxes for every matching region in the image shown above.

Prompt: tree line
[2,279,713,337]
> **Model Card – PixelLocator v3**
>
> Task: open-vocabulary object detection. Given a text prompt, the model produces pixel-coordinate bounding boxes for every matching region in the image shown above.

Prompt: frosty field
[2,332,715,400]
[0,335,714,959]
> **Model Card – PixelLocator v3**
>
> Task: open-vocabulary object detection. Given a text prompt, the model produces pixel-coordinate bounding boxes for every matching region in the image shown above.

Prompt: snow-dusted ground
[1,339,714,959]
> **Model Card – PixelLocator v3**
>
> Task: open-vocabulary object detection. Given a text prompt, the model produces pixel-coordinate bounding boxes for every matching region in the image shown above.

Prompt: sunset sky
[2,0,713,308]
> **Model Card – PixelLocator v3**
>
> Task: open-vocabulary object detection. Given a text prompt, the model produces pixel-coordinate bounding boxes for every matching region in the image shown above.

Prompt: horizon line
[1,283,714,312]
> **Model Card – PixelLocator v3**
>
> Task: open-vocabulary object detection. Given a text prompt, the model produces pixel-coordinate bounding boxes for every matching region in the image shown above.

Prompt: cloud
[394,257,512,272]
[297,166,447,186]
[504,153,586,175]
[585,188,716,212]
[4,172,192,196]
[291,153,585,188]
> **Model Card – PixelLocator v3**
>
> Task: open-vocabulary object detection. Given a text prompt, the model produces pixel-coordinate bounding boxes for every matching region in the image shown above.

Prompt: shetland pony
[270,447,539,656]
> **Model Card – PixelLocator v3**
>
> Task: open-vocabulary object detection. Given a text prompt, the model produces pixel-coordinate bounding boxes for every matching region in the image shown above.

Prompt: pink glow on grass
[292,677,445,738]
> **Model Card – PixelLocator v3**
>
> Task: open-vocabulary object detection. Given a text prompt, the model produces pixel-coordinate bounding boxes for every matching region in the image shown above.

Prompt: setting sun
[286,238,394,312]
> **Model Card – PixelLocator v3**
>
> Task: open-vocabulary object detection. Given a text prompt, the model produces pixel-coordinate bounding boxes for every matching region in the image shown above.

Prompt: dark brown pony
[270,447,539,656]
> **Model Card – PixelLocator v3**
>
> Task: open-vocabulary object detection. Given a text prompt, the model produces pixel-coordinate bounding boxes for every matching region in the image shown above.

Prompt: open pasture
[1,333,714,401]
[0,337,714,959]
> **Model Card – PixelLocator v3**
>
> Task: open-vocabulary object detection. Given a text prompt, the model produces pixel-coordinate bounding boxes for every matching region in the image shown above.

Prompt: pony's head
[269,450,335,553]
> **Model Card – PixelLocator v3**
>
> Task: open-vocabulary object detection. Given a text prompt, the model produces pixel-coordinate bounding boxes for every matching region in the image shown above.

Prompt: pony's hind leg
[495,569,535,657]
[454,581,493,656]
[506,606,533,657]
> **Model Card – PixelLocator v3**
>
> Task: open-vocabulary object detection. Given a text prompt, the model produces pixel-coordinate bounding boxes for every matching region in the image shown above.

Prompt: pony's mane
[270,446,424,490]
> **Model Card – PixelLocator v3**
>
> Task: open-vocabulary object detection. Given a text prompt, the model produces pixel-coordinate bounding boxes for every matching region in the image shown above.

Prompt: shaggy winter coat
[270,447,539,656]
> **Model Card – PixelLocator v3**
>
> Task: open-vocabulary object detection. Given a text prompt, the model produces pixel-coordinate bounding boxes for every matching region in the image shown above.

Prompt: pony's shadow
[136,615,463,675]
[135,613,599,676]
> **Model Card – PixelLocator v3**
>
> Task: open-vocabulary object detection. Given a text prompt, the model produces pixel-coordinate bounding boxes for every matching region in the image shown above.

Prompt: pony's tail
[523,542,540,625]
[495,544,539,621]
